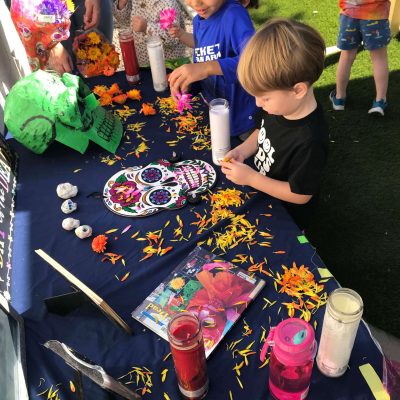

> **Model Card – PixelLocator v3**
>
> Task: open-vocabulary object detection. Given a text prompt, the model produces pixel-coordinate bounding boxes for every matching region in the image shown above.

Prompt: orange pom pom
[92,235,108,253]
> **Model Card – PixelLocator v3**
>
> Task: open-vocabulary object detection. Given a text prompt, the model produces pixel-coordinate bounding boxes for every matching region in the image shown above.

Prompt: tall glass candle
[167,313,209,400]
[146,36,168,92]
[316,288,363,377]
[209,98,231,165]
[118,29,140,85]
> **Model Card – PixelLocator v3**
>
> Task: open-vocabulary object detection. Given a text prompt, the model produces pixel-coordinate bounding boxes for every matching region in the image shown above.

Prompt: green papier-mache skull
[4,70,122,154]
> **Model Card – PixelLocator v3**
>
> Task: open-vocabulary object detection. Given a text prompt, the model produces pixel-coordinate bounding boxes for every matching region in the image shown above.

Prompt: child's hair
[240,0,259,8]
[238,18,325,94]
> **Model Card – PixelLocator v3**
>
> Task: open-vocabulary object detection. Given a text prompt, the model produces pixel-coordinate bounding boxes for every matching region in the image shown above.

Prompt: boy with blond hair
[221,18,329,229]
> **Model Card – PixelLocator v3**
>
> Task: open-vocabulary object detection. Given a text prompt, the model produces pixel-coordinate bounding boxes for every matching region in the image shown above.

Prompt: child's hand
[169,64,208,97]
[117,0,128,10]
[49,43,73,75]
[221,159,256,186]
[223,148,246,164]
[132,16,147,33]
[168,25,183,39]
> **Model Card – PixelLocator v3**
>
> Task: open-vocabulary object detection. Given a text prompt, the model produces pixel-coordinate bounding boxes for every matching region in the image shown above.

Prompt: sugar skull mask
[103,159,217,217]
[4,70,122,154]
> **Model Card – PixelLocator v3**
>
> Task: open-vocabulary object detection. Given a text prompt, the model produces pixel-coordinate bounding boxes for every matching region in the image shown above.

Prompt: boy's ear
[293,82,308,99]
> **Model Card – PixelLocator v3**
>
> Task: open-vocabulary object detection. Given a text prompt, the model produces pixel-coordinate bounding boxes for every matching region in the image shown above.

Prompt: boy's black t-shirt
[254,103,329,228]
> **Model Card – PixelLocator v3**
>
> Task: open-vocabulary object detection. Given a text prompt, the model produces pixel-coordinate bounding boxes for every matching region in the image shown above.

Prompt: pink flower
[176,93,193,114]
[159,8,176,30]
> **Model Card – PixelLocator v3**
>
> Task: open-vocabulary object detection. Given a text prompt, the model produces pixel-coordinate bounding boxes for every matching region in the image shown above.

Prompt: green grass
[249,1,400,337]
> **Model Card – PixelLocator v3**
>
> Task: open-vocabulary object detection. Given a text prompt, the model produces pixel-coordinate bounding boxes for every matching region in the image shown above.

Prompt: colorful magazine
[132,247,266,358]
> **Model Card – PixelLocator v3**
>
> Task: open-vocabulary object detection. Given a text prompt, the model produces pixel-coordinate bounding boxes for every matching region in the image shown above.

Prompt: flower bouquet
[73,29,120,78]
[10,0,74,71]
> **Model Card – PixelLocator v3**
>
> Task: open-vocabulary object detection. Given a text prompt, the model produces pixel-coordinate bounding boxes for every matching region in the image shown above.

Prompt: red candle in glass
[167,313,209,400]
[118,29,140,85]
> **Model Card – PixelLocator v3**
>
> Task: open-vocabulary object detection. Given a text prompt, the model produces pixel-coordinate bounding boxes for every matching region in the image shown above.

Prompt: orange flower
[92,235,108,253]
[87,46,101,61]
[141,103,157,116]
[127,89,142,101]
[103,65,115,76]
[102,43,112,55]
[106,51,120,67]
[76,48,87,60]
[99,93,113,106]
[93,85,108,96]
[107,83,121,96]
[112,94,128,104]
[87,31,101,45]
[85,63,100,76]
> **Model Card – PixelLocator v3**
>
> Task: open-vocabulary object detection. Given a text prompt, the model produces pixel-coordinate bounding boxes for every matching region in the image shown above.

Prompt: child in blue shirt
[168,0,257,138]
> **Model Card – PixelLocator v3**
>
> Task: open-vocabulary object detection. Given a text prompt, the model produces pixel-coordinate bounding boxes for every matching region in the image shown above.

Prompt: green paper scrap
[297,235,309,244]
[359,364,390,400]
[318,268,333,279]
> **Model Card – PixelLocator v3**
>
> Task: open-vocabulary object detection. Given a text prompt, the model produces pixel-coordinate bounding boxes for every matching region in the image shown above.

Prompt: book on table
[131,246,266,358]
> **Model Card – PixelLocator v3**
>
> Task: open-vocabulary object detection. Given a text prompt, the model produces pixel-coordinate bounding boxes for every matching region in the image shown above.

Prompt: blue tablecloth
[10,69,385,399]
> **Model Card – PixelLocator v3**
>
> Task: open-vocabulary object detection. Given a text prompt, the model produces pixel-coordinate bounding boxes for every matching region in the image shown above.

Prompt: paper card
[359,363,390,400]
[318,268,334,279]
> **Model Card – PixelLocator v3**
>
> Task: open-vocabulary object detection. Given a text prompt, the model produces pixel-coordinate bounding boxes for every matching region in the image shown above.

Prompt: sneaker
[329,90,346,111]
[368,99,387,116]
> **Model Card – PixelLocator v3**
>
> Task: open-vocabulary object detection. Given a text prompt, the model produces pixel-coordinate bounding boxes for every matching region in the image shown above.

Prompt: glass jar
[167,313,209,399]
[209,98,231,165]
[316,288,363,377]
[261,318,316,400]
[146,36,168,92]
[118,29,140,85]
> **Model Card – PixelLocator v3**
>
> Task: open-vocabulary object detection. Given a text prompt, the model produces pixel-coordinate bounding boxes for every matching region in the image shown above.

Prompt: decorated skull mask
[103,159,217,217]
[4,70,122,154]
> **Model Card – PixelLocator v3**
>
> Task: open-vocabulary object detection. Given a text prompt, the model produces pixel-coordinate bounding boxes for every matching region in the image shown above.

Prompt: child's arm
[112,0,132,28]
[144,0,185,46]
[168,26,194,48]
[221,161,312,204]
[168,4,254,96]
[169,61,222,97]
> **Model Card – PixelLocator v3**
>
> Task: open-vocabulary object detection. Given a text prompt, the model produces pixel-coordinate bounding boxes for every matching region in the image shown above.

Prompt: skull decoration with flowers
[103,159,217,217]
[4,70,122,155]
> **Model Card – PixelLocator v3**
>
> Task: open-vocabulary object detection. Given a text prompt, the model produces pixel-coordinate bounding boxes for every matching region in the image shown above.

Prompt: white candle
[146,36,167,92]
[209,99,231,165]
[316,288,363,377]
